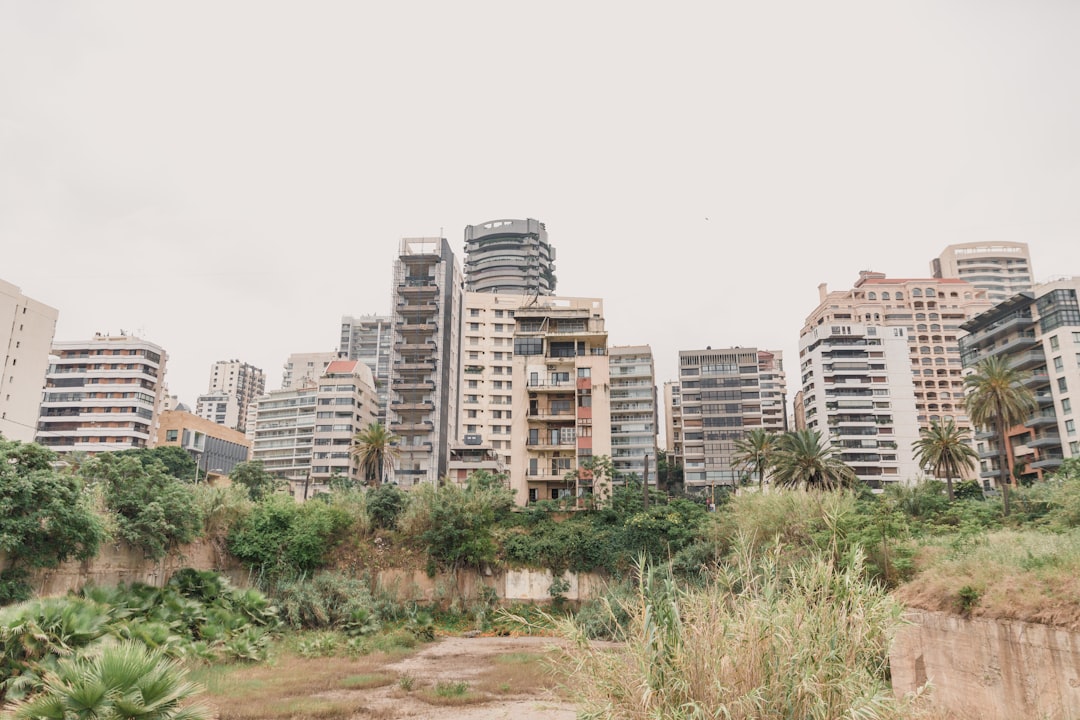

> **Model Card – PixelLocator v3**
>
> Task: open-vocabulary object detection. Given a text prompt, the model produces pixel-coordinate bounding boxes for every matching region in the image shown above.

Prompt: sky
[3,1,1079,433]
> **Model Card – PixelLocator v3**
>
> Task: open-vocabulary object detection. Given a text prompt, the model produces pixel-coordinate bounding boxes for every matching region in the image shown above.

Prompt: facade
[959,277,1080,484]
[282,351,339,391]
[387,237,462,486]
[509,297,611,505]
[339,315,392,421]
[799,323,922,487]
[156,410,252,476]
[804,272,993,442]
[676,348,788,491]
[663,381,683,460]
[0,279,59,442]
[196,360,265,432]
[463,218,556,296]
[446,444,506,487]
[36,334,168,454]
[195,392,241,431]
[608,345,658,483]
[932,242,1035,302]
[249,359,378,497]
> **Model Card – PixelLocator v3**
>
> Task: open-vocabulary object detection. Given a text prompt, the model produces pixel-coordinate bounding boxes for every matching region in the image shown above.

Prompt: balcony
[1035,392,1055,406]
[1021,373,1050,389]
[391,379,435,391]
[526,410,575,423]
[526,381,576,393]
[391,401,435,412]
[1031,454,1065,470]
[1008,350,1047,371]
[1024,412,1058,429]
[390,421,435,434]
[394,360,436,372]
[1027,434,1062,450]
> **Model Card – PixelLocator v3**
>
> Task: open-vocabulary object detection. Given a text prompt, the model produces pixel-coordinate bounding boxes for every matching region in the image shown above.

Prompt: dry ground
[196,636,579,720]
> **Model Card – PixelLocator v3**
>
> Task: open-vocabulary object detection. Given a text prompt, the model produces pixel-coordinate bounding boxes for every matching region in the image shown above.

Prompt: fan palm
[349,422,401,487]
[963,356,1036,516]
[913,419,978,502]
[732,428,778,491]
[770,429,857,491]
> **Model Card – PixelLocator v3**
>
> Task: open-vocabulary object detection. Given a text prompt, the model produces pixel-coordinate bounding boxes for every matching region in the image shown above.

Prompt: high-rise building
[932,242,1035,302]
[463,218,556,296]
[608,345,658,483]
[387,237,462,486]
[676,348,787,492]
[36,334,168,454]
[249,359,378,497]
[196,360,265,432]
[339,315,392,422]
[959,277,1080,485]
[509,297,610,505]
[804,272,993,443]
[1,279,58,442]
[798,323,922,487]
[282,351,339,390]
[663,380,683,460]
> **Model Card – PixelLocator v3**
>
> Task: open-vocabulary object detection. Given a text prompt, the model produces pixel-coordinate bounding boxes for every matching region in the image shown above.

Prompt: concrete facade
[0,279,58,442]
[36,334,168,454]
[463,218,556,295]
[281,351,339,391]
[608,345,658,483]
[197,359,265,432]
[932,242,1035,303]
[339,314,392,422]
[663,381,682,459]
[156,409,252,476]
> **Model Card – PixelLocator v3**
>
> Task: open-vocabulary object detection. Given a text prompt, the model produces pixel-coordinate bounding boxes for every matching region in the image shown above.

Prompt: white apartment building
[509,297,611,505]
[339,315,392,422]
[608,345,658,483]
[282,351,339,390]
[195,392,241,430]
[36,334,168,454]
[799,323,922,487]
[932,242,1035,302]
[197,359,265,432]
[387,238,462,486]
[1,279,58,442]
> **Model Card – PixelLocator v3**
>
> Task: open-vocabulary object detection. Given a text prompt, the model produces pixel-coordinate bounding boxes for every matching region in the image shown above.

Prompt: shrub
[228,494,352,578]
[367,483,407,530]
[399,482,515,571]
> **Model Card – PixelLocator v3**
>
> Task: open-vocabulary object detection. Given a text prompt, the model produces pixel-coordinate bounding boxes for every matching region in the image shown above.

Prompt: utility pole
[642,453,650,510]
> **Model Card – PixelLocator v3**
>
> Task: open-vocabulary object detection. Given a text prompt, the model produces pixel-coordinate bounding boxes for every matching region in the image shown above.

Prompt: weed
[398,675,415,691]
[434,680,469,697]
[956,585,981,615]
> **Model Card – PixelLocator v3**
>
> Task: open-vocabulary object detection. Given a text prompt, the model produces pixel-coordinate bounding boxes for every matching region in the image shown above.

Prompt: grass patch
[338,673,395,689]
[415,680,485,706]
[473,648,563,696]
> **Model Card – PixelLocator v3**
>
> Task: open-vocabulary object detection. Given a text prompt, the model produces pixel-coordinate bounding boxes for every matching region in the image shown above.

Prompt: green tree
[349,423,401,487]
[84,453,203,559]
[116,446,198,481]
[912,418,978,502]
[366,483,407,530]
[732,428,779,492]
[227,495,351,577]
[964,355,1037,516]
[0,440,105,603]
[656,449,684,495]
[770,430,858,491]
[399,481,516,571]
[563,455,617,508]
[229,460,283,501]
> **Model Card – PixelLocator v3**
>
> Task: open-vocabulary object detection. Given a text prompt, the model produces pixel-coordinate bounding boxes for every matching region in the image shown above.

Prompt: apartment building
[156,409,251,476]
[195,360,265,432]
[509,297,610,505]
[959,277,1080,484]
[36,334,168,454]
[663,381,683,462]
[932,242,1035,302]
[463,218,556,295]
[799,323,922,487]
[249,359,377,497]
[339,315,392,422]
[387,238,462,486]
[804,272,993,442]
[608,345,658,483]
[1,279,58,442]
[676,348,787,491]
[282,351,339,390]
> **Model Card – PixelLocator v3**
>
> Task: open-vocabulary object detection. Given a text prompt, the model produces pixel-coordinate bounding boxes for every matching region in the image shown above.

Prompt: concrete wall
[892,610,1080,720]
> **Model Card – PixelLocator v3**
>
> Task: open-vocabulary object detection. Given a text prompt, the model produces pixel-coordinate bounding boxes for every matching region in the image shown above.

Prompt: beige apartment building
[156,409,252,477]
[609,345,658,483]
[1,279,58,442]
[663,381,683,461]
[509,297,611,505]
[282,351,339,391]
[196,359,265,432]
[932,242,1035,302]
[803,272,993,442]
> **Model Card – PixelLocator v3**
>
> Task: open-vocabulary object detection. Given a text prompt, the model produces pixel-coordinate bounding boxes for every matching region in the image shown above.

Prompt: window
[1060,377,1069,393]
[1055,356,1065,372]
[577,367,591,378]
[467,380,478,388]
[495,310,504,318]
[469,322,480,331]
[466,409,477,418]
[494,324,504,332]
[468,351,480,360]
[1067,419,1077,436]
[882,292,890,300]
[1050,336,1060,351]
[470,309,479,317]
[1073,332,1080,343]
[514,337,543,356]
[165,430,178,442]
[1062,398,1072,415]
[868,292,876,300]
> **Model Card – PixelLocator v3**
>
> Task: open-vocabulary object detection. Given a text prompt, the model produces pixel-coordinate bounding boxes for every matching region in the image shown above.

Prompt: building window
[577,367,591,378]
[495,310,504,318]
[1067,419,1076,436]
[1063,398,1072,415]
[470,309,479,317]
[1050,336,1060,351]
[1060,377,1069,393]
[165,430,178,442]
[1055,356,1065,372]
[469,322,480,331]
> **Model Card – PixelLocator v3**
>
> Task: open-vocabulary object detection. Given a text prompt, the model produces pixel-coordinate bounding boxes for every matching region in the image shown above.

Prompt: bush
[399,482,515,571]
[367,484,407,530]
[228,494,352,578]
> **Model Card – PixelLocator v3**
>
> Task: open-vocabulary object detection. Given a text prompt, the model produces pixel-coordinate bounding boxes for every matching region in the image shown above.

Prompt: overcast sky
[3,1,1079,430]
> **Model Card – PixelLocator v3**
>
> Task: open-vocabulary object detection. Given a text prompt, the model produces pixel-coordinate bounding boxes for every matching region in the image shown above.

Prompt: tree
[229,460,283,501]
[349,423,401,487]
[563,455,616,508]
[964,355,1037,516]
[116,446,198,481]
[0,440,105,603]
[913,419,978,502]
[770,430,858,491]
[732,428,779,492]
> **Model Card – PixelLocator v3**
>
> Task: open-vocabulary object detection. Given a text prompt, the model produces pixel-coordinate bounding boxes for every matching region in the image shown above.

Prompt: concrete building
[463,218,556,296]
[608,345,658,483]
[804,272,993,443]
[959,277,1080,484]
[339,315,392,421]
[663,380,683,459]
[196,360,265,432]
[0,279,58,442]
[156,410,252,476]
[36,334,168,454]
[195,392,241,431]
[932,242,1035,302]
[509,297,610,505]
[387,237,462,486]
[676,348,787,492]
[446,444,506,487]
[249,359,378,497]
[282,351,339,391]
[799,323,922,487]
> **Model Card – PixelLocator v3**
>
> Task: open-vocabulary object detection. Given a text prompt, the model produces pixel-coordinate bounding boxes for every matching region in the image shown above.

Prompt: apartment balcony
[396,341,437,353]
[1021,372,1050,390]
[526,471,570,483]
[396,320,438,332]
[394,360,436,372]
[392,379,436,391]
[391,401,435,413]
[964,314,1035,346]
[526,381,576,393]
[390,420,435,434]
[525,440,577,451]
[1024,412,1058,429]
[1035,392,1055,406]
[1030,454,1065,471]
[398,441,434,453]
[397,280,438,295]
[1027,434,1062,450]
[395,302,438,315]
[526,409,576,422]
[1008,350,1047,372]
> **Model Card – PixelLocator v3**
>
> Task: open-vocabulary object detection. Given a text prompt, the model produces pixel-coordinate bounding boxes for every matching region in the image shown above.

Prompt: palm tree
[349,422,401,487]
[732,428,779,491]
[913,419,978,502]
[770,429,858,491]
[964,356,1037,516]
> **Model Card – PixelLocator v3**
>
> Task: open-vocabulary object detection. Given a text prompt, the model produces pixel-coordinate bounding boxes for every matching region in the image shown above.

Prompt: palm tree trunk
[996,417,1010,517]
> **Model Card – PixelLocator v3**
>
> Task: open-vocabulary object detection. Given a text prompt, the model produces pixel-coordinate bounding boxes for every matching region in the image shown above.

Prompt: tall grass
[559,539,915,720]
